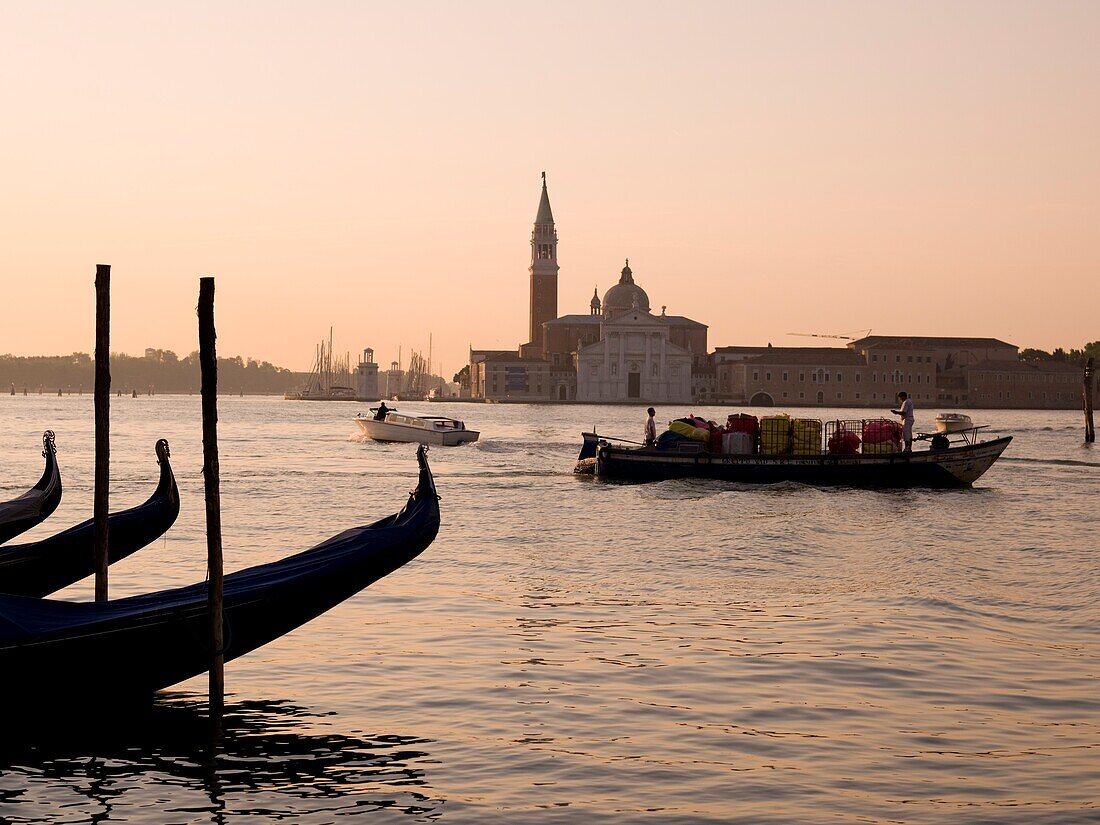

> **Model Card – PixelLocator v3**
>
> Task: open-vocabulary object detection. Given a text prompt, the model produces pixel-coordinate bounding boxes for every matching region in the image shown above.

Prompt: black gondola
[0,439,179,598]
[0,445,439,704]
[0,431,62,545]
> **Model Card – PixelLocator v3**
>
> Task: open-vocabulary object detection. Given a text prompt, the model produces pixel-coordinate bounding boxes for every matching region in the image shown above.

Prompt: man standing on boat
[891,392,915,452]
[374,401,391,421]
[644,407,657,446]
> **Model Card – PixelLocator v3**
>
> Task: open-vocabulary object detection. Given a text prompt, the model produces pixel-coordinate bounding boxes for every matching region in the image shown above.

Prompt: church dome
[602,260,649,316]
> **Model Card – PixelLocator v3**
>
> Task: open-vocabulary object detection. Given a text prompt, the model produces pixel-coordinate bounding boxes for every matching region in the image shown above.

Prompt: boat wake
[1001,456,1100,469]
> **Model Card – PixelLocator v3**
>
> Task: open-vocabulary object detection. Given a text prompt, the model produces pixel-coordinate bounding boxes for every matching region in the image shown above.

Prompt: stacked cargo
[722,431,755,454]
[790,419,823,455]
[668,418,711,443]
[759,414,792,454]
[723,413,758,455]
[862,419,902,454]
[826,420,862,455]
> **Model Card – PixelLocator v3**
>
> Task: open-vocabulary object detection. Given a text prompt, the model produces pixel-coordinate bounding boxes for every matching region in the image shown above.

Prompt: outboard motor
[930,434,950,451]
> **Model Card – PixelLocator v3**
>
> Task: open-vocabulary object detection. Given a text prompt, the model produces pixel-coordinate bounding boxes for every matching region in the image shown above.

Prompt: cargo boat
[575,427,1011,488]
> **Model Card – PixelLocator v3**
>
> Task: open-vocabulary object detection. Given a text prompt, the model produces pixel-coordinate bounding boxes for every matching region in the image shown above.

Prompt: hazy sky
[2,1,1097,374]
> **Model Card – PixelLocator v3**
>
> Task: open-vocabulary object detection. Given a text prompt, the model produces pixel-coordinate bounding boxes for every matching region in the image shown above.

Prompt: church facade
[471,175,707,403]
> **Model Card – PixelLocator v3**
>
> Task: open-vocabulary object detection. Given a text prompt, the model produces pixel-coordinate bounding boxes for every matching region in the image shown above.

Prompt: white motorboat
[935,412,974,434]
[355,410,479,446]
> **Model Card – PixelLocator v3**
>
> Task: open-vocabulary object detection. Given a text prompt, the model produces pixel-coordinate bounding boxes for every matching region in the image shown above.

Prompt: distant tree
[453,364,470,390]
[1019,348,1053,362]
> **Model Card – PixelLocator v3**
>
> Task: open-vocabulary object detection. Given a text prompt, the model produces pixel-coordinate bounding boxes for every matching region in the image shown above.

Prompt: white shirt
[900,398,914,423]
[645,415,657,442]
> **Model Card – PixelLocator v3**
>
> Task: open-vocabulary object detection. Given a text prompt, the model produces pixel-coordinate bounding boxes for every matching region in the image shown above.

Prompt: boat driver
[374,401,391,421]
[891,391,915,452]
[644,407,657,446]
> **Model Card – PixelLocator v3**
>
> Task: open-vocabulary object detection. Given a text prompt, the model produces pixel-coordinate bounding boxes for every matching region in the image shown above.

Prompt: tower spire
[526,172,559,353]
[536,172,554,224]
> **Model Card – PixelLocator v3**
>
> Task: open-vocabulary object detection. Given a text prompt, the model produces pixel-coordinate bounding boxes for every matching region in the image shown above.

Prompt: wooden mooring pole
[198,277,224,718]
[94,264,111,602]
[1085,357,1095,444]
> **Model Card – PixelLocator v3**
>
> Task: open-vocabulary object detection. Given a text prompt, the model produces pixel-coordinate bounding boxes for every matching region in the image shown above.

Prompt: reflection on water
[0,694,442,823]
[1,399,1097,823]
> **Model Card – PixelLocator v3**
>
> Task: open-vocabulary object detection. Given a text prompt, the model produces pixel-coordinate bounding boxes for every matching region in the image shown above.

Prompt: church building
[471,175,707,403]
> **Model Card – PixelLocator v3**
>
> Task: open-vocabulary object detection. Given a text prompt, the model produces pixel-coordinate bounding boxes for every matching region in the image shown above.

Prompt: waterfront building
[714,335,1094,410]
[940,359,1092,408]
[354,348,379,401]
[716,347,936,407]
[472,175,708,403]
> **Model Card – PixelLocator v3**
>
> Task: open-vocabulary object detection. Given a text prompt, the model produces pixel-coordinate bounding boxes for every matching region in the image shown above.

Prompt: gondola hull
[0,446,439,703]
[588,434,1012,488]
[0,440,179,597]
[0,432,62,545]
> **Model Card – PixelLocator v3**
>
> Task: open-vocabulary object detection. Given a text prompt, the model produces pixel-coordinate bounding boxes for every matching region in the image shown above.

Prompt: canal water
[1,397,1097,823]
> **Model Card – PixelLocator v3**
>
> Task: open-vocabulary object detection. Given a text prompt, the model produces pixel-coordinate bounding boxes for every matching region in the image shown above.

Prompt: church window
[765,372,771,381]
[652,363,659,377]
[782,372,788,381]
[611,363,618,376]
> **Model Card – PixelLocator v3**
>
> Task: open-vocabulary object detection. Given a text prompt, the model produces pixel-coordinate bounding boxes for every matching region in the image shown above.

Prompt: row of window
[978,391,1065,401]
[750,370,932,385]
[771,391,935,402]
[870,353,933,364]
[983,372,1074,383]
[594,363,681,378]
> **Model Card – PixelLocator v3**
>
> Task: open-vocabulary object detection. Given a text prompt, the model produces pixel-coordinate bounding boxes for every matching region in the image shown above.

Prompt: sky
[1,0,1097,375]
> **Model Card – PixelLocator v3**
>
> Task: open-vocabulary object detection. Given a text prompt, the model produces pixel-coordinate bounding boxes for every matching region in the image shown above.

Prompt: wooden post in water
[94,264,111,602]
[198,277,224,717]
[1085,357,1095,444]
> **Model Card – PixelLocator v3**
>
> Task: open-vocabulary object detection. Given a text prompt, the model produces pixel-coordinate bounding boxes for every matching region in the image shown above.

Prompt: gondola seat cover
[759,414,792,454]
[791,419,823,455]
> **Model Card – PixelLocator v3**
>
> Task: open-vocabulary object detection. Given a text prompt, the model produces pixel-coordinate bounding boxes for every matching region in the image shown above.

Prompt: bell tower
[528,172,559,353]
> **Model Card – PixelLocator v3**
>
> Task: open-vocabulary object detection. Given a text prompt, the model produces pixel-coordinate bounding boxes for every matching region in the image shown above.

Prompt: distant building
[473,175,708,403]
[940,359,1092,409]
[473,354,552,402]
[354,348,379,401]
[713,335,1094,409]
[715,346,935,407]
[848,335,1017,371]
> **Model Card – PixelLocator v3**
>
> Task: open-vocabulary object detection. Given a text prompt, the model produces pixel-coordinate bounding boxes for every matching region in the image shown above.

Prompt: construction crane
[787,328,872,341]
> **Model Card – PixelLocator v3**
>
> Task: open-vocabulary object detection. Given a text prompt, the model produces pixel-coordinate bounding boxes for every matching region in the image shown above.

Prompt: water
[1,397,1097,823]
